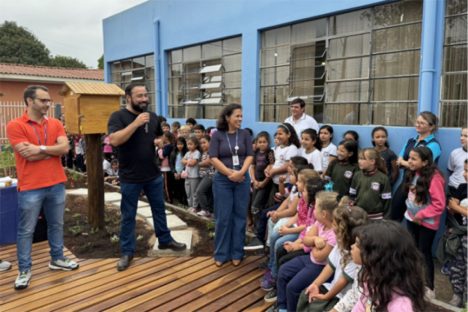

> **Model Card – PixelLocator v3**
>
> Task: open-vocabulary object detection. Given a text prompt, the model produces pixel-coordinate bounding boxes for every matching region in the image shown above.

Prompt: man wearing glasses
[7,85,79,290]
[108,82,186,272]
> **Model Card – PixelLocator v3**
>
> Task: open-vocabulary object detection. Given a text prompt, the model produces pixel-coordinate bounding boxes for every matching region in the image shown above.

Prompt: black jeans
[255,203,280,244]
[406,221,437,289]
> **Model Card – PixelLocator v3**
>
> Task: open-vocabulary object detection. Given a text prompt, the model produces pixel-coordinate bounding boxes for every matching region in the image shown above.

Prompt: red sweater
[405,171,446,230]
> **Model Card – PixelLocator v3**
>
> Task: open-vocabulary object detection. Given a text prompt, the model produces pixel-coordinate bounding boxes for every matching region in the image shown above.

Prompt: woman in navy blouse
[209,103,254,266]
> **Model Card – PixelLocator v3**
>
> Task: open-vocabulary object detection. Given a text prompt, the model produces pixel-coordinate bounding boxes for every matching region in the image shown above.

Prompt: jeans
[212,172,250,262]
[277,255,325,311]
[120,175,172,256]
[17,183,65,272]
[196,175,213,212]
[255,204,279,244]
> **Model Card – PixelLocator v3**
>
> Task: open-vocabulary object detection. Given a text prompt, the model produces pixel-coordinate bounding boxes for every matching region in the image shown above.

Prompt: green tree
[98,55,104,69]
[50,55,87,68]
[0,21,50,65]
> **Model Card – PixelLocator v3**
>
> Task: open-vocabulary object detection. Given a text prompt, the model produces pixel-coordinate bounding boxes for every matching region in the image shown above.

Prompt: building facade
[103,0,466,171]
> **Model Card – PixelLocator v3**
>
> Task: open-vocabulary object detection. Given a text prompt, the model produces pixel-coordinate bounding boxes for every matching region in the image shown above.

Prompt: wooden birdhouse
[61,82,124,134]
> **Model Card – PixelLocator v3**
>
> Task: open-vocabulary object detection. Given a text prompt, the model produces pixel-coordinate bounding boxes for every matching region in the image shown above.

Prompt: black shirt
[108,109,162,183]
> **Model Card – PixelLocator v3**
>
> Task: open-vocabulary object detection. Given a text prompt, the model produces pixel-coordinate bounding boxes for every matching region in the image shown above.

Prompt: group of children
[240,123,467,311]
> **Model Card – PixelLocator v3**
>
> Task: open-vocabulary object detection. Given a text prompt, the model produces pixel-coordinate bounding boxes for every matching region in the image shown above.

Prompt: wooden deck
[0,241,274,311]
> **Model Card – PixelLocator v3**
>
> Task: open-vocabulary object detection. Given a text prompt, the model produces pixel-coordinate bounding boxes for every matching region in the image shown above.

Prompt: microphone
[142,106,149,133]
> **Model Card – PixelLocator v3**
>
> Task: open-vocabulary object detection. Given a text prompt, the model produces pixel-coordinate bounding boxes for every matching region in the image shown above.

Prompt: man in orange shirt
[7,85,79,290]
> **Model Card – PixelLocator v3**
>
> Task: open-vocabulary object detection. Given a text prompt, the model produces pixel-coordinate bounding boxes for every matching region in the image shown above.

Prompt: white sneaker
[197,210,210,217]
[0,260,12,271]
[424,287,436,301]
[49,258,79,271]
[448,294,462,307]
[14,270,32,290]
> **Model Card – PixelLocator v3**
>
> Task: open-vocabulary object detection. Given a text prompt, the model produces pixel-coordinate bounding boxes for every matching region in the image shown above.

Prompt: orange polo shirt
[6,112,67,191]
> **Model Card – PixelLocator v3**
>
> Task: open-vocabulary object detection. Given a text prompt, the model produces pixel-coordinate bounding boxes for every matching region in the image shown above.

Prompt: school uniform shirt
[349,170,392,219]
[448,147,468,188]
[272,144,299,184]
[325,160,357,198]
[298,147,323,172]
[310,221,337,265]
[323,246,360,299]
[254,149,275,181]
[321,143,337,171]
[404,171,445,230]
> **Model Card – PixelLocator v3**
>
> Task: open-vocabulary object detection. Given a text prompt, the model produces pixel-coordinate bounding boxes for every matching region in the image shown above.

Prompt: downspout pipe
[418,0,441,113]
[153,19,164,116]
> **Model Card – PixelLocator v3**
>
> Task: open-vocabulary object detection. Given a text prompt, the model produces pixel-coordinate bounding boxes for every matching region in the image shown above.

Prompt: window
[110,54,156,111]
[440,0,467,127]
[168,37,242,119]
[260,0,423,126]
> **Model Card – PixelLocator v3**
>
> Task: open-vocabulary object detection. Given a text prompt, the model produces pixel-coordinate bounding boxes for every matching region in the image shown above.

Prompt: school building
[102,0,466,172]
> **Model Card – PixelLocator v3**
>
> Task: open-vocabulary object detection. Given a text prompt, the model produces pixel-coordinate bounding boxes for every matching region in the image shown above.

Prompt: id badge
[232,155,240,167]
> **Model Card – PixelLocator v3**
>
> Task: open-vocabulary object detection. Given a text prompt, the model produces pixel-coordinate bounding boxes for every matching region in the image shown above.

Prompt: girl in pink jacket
[404,146,445,297]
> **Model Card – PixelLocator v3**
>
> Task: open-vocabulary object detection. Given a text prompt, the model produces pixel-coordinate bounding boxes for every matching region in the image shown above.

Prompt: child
[249,157,309,251]
[299,128,323,173]
[265,123,300,201]
[193,124,206,140]
[195,135,215,217]
[185,117,197,130]
[104,159,120,185]
[261,168,319,291]
[349,148,392,220]
[274,191,338,312]
[179,125,192,139]
[161,122,171,133]
[324,140,358,199]
[319,125,337,172]
[298,205,368,312]
[182,137,201,212]
[250,131,275,216]
[445,159,467,307]
[343,130,359,143]
[264,174,324,302]
[371,126,399,185]
[171,121,181,138]
[333,220,426,312]
[170,137,188,205]
[447,127,468,199]
[404,146,445,298]
[158,132,175,203]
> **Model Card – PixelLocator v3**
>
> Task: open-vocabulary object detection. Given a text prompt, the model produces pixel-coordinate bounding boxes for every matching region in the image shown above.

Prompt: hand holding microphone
[142,106,149,133]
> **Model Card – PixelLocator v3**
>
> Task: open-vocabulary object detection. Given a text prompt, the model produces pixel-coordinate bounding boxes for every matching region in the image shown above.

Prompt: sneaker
[188,207,198,213]
[197,210,210,217]
[14,270,32,290]
[264,289,277,302]
[0,260,12,271]
[49,258,79,271]
[266,304,278,312]
[244,237,264,251]
[261,270,275,291]
[424,287,436,301]
[448,294,462,307]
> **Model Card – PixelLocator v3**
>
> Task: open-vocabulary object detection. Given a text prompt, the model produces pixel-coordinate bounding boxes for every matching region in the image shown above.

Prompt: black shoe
[244,237,264,251]
[158,240,186,251]
[117,255,133,271]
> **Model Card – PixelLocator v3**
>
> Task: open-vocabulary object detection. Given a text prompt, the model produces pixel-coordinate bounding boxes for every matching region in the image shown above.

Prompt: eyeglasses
[35,98,53,104]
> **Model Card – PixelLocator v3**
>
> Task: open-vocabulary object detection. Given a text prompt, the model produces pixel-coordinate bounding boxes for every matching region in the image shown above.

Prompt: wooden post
[85,134,105,229]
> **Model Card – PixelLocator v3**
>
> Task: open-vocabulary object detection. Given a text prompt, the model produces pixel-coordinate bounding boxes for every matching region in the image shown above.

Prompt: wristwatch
[39,145,47,153]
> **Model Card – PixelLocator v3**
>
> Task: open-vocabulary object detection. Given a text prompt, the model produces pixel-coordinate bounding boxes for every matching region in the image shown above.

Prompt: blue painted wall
[103,0,461,177]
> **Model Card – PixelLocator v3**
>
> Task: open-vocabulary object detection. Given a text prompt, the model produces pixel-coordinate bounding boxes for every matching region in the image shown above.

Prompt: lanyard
[225,130,239,155]
[28,121,48,145]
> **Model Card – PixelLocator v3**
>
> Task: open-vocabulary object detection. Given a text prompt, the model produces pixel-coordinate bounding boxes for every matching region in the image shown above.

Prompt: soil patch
[63,195,153,258]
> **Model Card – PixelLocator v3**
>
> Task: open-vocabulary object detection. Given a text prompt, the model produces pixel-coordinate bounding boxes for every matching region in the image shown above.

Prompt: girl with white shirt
[299,128,323,173]
[319,125,337,172]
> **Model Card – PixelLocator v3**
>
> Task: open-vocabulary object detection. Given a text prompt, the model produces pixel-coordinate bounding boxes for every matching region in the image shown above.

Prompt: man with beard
[108,83,186,271]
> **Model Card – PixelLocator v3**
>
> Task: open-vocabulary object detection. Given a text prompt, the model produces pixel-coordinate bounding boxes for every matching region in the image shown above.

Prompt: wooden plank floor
[0,242,274,311]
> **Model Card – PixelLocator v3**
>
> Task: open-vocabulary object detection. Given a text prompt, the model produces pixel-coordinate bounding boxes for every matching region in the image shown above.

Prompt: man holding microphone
[108,82,186,271]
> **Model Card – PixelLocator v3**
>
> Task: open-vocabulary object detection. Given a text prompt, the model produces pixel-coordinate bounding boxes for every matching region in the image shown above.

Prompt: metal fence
[0,101,56,145]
